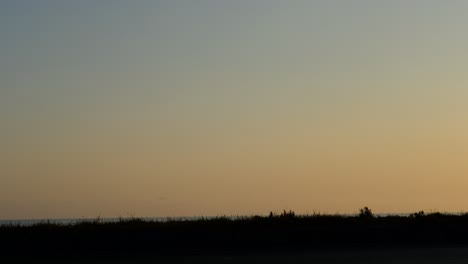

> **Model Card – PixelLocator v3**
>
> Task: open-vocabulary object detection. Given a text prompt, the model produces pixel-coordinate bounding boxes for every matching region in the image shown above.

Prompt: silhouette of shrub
[358,207,374,218]
[410,211,425,218]
[280,210,296,218]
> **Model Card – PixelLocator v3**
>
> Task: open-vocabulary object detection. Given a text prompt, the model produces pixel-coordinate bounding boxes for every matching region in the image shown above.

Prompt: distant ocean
[0,216,215,226]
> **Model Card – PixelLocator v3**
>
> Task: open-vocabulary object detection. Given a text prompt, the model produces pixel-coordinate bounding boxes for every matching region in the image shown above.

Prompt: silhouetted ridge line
[2,208,468,259]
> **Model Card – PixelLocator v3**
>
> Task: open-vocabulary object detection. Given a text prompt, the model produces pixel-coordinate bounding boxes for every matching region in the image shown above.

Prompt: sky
[2,0,468,219]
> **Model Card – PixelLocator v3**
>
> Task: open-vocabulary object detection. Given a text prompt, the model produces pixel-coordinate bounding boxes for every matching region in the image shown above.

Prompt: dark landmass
[2,209,468,262]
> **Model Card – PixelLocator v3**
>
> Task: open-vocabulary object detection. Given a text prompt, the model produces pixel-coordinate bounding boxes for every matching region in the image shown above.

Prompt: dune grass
[2,208,468,259]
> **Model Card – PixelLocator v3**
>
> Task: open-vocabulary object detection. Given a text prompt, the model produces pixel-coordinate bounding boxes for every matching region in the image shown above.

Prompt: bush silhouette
[410,211,425,218]
[280,210,296,218]
[358,207,374,218]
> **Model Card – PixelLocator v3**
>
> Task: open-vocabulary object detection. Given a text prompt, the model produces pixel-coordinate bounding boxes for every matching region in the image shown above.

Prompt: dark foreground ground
[3,211,468,262]
[25,247,468,263]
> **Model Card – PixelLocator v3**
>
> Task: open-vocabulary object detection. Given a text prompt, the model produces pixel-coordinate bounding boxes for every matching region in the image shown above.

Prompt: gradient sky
[2,1,468,219]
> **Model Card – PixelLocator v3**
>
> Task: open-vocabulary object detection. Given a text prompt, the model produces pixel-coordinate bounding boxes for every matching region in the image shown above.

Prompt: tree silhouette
[358,207,374,218]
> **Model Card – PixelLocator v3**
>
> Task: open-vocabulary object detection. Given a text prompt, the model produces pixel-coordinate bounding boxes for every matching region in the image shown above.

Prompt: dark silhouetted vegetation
[2,208,468,260]
[358,207,375,219]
